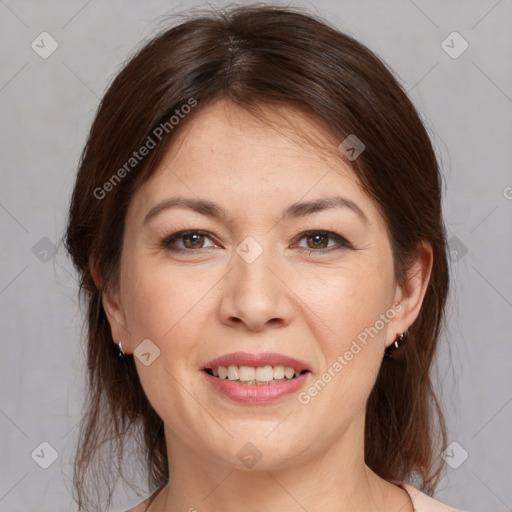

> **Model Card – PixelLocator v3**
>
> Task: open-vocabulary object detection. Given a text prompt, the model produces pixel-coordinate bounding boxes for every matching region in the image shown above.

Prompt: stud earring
[384,332,406,360]
[392,332,405,349]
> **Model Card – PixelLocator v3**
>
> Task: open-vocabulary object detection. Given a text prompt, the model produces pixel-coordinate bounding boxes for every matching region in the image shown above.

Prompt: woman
[64,4,462,511]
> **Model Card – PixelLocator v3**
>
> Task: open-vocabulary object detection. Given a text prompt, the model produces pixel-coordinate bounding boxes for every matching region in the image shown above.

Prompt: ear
[90,258,132,353]
[387,240,433,347]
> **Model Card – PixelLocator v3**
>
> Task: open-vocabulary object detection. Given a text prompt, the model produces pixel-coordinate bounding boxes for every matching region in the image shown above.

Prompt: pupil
[185,234,202,248]
[310,234,326,248]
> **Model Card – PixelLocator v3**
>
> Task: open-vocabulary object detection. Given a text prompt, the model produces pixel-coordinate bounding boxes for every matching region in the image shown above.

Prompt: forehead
[162,100,340,168]
[128,99,379,224]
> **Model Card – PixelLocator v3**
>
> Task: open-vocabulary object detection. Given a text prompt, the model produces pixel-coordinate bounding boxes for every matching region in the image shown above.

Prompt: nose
[218,246,296,331]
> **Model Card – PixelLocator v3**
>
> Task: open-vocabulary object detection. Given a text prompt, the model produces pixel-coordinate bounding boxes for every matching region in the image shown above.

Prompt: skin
[102,98,432,512]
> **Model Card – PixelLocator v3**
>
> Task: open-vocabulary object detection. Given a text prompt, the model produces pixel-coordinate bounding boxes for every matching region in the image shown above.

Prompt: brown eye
[162,230,216,251]
[306,233,329,249]
[295,231,351,253]
[182,233,205,249]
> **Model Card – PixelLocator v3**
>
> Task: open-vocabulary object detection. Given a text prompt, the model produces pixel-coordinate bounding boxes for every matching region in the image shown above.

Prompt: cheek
[120,254,218,347]
[296,257,395,349]
[122,276,173,343]
[295,271,394,411]
[293,256,396,405]
[119,257,212,420]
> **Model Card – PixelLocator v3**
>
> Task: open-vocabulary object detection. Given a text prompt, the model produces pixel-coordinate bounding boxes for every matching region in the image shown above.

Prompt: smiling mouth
[204,365,310,385]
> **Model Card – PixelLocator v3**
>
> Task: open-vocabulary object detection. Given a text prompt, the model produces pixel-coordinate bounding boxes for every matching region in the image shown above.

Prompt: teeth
[239,366,255,382]
[274,365,285,379]
[255,365,274,382]
[227,365,239,380]
[284,367,295,379]
[209,364,304,383]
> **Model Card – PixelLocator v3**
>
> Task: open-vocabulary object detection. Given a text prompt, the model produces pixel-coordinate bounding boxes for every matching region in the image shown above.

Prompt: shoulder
[125,482,466,512]
[123,494,153,512]
[397,481,465,512]
[123,484,166,511]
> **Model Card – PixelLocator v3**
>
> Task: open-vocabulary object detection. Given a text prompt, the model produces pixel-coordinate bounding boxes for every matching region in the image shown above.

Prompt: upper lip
[202,351,311,372]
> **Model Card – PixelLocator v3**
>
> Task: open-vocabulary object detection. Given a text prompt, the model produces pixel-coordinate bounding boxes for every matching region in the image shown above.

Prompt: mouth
[201,352,312,403]
[203,365,310,384]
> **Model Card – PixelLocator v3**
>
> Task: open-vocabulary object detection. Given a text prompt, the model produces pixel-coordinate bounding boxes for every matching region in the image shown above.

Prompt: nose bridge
[220,235,294,330]
[233,235,279,304]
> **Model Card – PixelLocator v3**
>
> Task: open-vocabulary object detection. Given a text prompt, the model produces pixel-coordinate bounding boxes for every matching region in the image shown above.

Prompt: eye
[161,229,352,254]
[294,231,351,253]
[161,230,217,251]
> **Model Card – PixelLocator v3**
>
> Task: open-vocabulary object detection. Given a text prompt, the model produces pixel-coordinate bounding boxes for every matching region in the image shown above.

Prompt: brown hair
[64,4,449,510]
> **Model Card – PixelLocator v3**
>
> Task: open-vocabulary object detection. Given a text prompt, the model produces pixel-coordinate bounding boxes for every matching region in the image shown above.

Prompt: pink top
[125,481,463,511]
[395,481,462,511]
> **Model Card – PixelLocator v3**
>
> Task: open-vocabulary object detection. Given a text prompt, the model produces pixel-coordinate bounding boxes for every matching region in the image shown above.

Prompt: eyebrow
[143,195,368,225]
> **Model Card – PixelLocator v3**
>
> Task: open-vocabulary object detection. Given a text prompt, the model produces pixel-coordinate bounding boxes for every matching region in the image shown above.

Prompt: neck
[148,415,412,512]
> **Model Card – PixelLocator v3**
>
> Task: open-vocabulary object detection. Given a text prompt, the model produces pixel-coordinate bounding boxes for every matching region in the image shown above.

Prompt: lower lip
[202,371,310,403]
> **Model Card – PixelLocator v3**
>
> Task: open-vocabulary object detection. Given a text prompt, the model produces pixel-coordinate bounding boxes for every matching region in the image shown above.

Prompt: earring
[384,332,406,360]
[118,341,126,357]
[392,332,405,349]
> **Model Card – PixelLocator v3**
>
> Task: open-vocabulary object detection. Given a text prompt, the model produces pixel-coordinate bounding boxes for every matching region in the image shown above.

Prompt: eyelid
[292,230,353,252]
[161,229,219,250]
[161,229,352,253]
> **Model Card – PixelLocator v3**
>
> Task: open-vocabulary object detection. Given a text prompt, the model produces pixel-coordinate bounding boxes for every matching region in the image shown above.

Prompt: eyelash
[160,229,352,254]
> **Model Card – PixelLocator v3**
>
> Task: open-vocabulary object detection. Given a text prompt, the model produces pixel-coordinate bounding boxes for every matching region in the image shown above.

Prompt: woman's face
[105,98,428,470]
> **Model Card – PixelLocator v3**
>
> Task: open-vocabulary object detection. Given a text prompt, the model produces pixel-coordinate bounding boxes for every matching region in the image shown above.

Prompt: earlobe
[102,287,131,354]
[90,257,131,353]
[389,240,433,346]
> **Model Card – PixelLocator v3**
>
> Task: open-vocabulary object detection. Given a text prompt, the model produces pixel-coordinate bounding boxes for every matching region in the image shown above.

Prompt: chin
[205,433,307,472]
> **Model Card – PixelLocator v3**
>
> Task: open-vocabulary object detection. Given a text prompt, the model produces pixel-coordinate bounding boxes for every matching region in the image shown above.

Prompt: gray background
[1,0,511,511]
